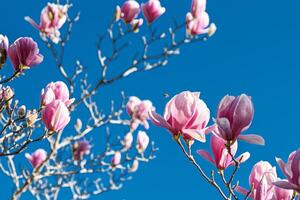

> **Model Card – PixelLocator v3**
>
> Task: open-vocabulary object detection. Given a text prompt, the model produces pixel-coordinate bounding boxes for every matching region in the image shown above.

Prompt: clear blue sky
[1,0,300,199]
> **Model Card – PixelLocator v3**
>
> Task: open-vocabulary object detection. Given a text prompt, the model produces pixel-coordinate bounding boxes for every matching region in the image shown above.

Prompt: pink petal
[197,150,214,164]
[238,134,265,145]
[182,129,206,142]
[273,181,300,192]
[236,152,250,163]
[235,186,251,196]
[149,110,171,129]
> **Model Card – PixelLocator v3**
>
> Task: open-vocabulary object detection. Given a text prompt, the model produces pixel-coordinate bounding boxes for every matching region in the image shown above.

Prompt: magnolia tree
[0,0,298,200]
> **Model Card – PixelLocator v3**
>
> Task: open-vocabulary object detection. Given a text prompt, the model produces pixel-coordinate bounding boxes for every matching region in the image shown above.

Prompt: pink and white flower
[150,91,214,142]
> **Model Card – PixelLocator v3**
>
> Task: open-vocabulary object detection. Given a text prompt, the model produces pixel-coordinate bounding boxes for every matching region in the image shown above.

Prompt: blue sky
[1,0,300,199]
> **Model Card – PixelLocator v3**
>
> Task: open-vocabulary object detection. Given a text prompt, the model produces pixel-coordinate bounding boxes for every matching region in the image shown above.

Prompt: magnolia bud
[18,105,26,118]
[208,23,217,37]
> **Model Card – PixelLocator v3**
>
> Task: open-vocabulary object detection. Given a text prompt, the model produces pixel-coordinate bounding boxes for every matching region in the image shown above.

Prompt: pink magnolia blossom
[214,94,265,145]
[25,149,47,168]
[236,161,277,200]
[73,140,91,160]
[41,81,74,107]
[41,100,71,132]
[150,91,214,142]
[8,37,43,71]
[141,0,165,24]
[274,149,300,193]
[197,135,250,170]
[136,131,149,153]
[123,132,133,149]
[121,0,141,24]
[186,0,210,35]
[111,151,122,166]
[126,96,153,130]
[25,3,68,43]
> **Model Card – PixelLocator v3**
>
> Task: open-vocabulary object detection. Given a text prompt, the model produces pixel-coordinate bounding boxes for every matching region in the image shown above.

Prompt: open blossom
[0,34,9,67]
[214,94,265,145]
[111,151,122,166]
[126,96,153,130]
[150,91,214,142]
[8,37,43,71]
[197,135,250,170]
[121,0,140,24]
[136,131,150,153]
[236,161,277,200]
[186,0,211,35]
[25,149,47,168]
[73,140,91,160]
[40,81,74,107]
[141,0,165,24]
[42,100,70,132]
[25,3,68,43]
[274,149,300,193]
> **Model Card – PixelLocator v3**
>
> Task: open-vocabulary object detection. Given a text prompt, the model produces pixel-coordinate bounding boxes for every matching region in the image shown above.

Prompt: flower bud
[25,149,47,168]
[136,131,149,153]
[18,105,26,118]
[141,0,166,24]
[111,151,121,166]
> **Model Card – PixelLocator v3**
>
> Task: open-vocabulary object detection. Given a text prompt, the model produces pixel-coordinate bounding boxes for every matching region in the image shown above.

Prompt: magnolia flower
[25,3,68,43]
[123,132,134,149]
[111,151,122,166]
[197,135,250,170]
[126,96,153,130]
[186,0,211,35]
[8,37,43,71]
[236,161,277,200]
[0,34,9,67]
[25,149,47,168]
[150,91,214,142]
[40,81,74,107]
[214,94,265,145]
[41,100,70,132]
[136,131,150,153]
[73,140,91,160]
[121,0,141,24]
[141,0,165,24]
[274,149,300,193]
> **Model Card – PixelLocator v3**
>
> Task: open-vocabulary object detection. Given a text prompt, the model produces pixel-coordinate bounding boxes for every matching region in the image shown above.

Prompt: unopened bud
[18,105,26,118]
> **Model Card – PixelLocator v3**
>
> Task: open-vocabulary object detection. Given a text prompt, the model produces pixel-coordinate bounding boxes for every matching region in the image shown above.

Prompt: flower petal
[238,134,265,145]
